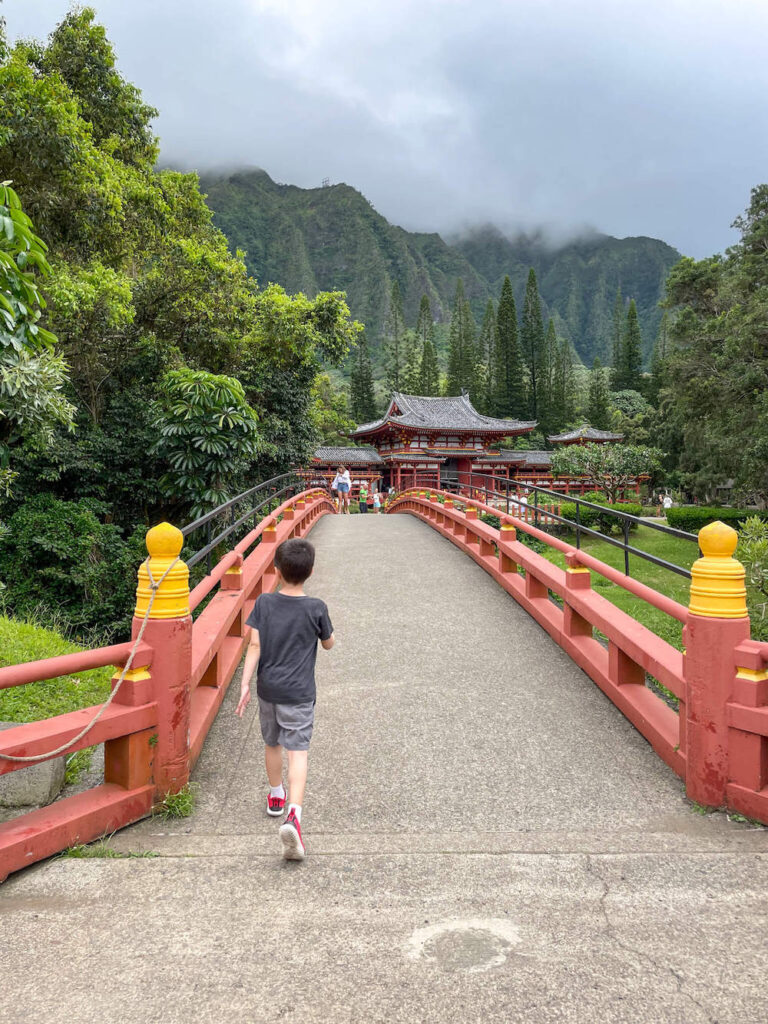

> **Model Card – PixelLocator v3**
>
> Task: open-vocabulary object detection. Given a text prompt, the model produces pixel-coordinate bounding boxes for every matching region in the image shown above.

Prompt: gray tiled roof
[548,425,624,443]
[312,446,384,465]
[352,392,536,436]
[517,450,553,468]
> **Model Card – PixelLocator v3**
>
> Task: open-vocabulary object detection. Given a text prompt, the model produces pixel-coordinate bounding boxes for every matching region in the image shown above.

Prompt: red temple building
[308,392,626,496]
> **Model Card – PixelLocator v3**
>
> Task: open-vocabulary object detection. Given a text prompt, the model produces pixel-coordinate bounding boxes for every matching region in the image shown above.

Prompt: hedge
[666,506,768,533]
[559,499,643,534]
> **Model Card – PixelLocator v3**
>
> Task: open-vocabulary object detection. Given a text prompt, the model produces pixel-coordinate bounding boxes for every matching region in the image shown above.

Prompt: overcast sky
[7,0,768,257]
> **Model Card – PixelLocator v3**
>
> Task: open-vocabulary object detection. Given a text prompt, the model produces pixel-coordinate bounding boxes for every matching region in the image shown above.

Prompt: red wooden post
[498,523,519,574]
[563,552,592,638]
[133,522,192,797]
[684,522,751,808]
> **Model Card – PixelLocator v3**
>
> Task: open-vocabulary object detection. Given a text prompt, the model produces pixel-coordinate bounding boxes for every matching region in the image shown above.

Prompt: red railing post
[133,522,192,798]
[498,523,519,575]
[683,522,750,808]
[563,553,593,639]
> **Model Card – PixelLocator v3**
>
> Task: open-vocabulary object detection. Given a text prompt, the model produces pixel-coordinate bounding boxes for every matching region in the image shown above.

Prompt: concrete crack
[584,855,718,1024]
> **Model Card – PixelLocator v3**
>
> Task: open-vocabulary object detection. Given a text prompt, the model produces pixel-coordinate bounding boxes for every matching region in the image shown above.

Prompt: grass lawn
[0,615,113,724]
[536,525,698,653]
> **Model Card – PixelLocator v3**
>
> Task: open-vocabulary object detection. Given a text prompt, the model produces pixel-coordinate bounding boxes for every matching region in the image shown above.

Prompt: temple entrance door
[441,458,459,491]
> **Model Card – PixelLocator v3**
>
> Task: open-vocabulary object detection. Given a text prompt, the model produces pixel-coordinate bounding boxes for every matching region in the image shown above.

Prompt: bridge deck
[2,514,768,1023]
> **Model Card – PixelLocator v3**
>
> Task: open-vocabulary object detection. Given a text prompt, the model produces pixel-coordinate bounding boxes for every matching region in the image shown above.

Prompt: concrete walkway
[2,514,768,1023]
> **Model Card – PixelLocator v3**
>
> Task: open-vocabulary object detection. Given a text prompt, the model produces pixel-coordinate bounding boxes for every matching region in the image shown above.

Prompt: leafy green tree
[401,328,421,393]
[152,369,270,517]
[521,268,545,418]
[550,443,662,503]
[446,279,477,395]
[415,294,433,349]
[310,373,356,444]
[535,318,557,434]
[550,336,576,431]
[384,280,406,392]
[587,357,611,430]
[661,186,768,502]
[349,334,377,421]
[493,276,524,417]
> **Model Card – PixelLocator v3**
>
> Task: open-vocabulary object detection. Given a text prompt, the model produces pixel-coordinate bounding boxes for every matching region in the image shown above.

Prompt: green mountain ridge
[201,168,682,367]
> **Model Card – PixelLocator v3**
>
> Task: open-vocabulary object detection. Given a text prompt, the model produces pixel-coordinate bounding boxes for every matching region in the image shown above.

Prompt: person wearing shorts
[236,538,334,860]
[331,465,351,514]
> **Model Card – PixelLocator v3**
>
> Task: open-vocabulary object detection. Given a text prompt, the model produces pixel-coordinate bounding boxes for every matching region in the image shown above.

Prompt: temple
[309,392,625,495]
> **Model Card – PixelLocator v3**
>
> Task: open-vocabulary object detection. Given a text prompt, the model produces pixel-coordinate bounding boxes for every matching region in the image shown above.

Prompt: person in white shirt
[331,465,352,514]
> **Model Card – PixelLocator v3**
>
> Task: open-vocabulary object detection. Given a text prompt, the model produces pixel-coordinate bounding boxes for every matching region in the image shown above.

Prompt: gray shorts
[258,698,315,751]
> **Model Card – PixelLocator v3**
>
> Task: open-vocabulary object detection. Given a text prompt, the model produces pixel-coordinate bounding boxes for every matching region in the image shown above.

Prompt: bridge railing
[389,488,768,826]
[0,486,335,881]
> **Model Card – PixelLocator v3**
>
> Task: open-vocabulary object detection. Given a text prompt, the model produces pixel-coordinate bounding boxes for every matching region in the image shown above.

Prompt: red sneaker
[266,788,286,817]
[279,810,305,860]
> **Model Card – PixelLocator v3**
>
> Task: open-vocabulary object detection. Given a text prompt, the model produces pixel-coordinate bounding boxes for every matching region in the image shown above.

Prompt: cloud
[7,0,768,256]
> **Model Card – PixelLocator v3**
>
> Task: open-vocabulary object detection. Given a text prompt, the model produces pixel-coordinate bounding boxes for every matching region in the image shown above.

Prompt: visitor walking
[235,538,335,860]
[373,490,381,513]
[358,482,369,513]
[331,465,351,514]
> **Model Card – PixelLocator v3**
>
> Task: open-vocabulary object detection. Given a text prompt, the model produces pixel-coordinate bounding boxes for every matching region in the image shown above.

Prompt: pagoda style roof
[312,446,383,465]
[548,425,624,444]
[518,451,553,468]
[351,392,536,437]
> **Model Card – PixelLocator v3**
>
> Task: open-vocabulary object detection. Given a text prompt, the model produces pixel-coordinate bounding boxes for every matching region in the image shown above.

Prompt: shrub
[480,512,501,530]
[560,496,642,535]
[0,495,145,639]
[666,506,768,534]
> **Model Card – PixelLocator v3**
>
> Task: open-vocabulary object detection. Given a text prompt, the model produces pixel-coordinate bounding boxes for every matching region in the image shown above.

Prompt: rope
[0,556,180,764]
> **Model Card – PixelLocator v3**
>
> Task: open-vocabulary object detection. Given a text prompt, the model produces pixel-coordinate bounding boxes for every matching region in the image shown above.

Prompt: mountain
[200,168,682,367]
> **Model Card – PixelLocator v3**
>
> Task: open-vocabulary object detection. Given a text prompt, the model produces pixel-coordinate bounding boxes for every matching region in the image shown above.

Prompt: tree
[610,287,624,389]
[536,318,557,434]
[349,334,377,421]
[310,373,356,444]
[616,299,643,393]
[521,268,545,418]
[550,443,662,503]
[384,281,406,392]
[478,299,496,414]
[401,328,421,393]
[152,369,270,517]
[446,279,476,395]
[551,336,576,430]
[647,311,670,406]
[660,186,768,502]
[419,335,440,396]
[0,182,75,476]
[587,358,612,430]
[493,276,525,417]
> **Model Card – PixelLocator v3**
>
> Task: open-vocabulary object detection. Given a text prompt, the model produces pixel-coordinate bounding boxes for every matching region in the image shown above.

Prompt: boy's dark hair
[275,538,315,584]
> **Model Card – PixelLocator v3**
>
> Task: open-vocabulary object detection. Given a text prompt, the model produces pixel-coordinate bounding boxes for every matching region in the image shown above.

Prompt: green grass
[153,783,197,820]
[61,840,158,859]
[536,525,696,654]
[0,615,114,723]
[0,615,114,784]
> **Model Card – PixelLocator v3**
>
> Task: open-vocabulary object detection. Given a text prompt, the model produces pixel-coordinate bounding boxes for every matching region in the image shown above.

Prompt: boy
[235,538,334,860]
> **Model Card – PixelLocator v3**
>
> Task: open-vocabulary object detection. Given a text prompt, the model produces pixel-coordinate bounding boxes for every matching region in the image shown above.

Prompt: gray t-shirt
[245,592,333,705]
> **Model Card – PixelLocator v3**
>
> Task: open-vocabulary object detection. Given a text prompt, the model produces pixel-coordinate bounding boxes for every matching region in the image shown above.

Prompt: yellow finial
[689,521,747,619]
[135,521,190,620]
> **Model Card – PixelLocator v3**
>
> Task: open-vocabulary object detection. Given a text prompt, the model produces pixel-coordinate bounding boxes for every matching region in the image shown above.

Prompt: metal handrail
[402,472,698,581]
[181,470,327,572]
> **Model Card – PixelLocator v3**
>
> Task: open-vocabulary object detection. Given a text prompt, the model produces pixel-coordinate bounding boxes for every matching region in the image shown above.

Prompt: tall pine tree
[610,286,624,390]
[521,267,545,419]
[419,336,440,395]
[536,318,557,435]
[401,328,420,392]
[587,357,611,430]
[647,310,670,406]
[551,337,576,431]
[446,280,477,396]
[493,276,525,417]
[478,299,496,414]
[384,281,406,392]
[616,299,643,392]
[349,335,377,423]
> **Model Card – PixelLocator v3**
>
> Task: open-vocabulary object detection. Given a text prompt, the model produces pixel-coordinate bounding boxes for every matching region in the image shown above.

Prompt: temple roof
[548,425,624,444]
[312,446,384,465]
[352,392,536,437]
[517,451,553,468]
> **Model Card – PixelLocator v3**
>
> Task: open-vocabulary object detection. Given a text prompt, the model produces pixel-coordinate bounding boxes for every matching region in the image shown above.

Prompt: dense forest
[201,169,681,367]
[1,6,767,650]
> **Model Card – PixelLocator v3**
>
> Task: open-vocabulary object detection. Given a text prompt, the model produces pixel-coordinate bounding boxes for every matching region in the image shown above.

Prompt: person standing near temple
[331,465,351,514]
